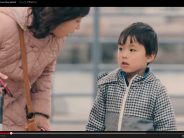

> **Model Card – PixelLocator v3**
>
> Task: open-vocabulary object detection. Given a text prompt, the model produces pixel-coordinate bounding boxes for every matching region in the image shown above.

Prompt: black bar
[0,93,4,124]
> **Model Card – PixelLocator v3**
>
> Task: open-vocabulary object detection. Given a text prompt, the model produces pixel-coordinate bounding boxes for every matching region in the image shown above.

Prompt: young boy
[85,22,177,131]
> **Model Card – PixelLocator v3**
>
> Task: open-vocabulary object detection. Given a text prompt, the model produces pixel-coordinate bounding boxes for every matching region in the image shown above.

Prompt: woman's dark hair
[118,22,158,60]
[27,7,90,39]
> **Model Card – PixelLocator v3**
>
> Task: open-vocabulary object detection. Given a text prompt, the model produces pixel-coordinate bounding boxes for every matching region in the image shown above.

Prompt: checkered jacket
[85,67,177,131]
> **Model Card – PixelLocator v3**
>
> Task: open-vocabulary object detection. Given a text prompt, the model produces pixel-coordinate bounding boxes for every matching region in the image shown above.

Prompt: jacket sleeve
[85,85,106,131]
[153,86,177,131]
[30,58,57,119]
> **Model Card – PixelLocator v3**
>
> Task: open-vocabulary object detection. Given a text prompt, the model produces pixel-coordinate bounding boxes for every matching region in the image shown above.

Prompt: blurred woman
[0,7,90,131]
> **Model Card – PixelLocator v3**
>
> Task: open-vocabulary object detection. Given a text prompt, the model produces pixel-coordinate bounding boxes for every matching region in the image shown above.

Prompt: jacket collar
[97,66,157,86]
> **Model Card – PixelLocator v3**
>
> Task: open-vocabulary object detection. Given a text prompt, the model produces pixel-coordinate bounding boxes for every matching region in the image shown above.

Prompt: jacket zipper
[117,76,136,131]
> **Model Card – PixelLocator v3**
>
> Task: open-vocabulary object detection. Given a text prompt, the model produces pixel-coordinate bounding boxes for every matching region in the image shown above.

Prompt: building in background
[57,7,184,64]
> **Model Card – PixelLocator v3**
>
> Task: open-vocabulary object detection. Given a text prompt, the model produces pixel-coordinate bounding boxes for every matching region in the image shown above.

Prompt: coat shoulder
[97,67,121,86]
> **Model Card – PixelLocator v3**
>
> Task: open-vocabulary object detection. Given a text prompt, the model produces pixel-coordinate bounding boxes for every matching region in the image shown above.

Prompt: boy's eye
[119,48,123,51]
[130,49,136,52]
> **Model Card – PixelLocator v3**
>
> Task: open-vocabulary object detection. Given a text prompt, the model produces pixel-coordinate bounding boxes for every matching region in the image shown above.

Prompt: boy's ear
[147,52,155,64]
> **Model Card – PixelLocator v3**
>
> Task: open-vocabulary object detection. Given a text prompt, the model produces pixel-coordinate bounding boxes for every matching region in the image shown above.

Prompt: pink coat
[0,7,66,131]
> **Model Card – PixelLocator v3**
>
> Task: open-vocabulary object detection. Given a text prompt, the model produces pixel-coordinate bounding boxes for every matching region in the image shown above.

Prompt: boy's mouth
[122,61,129,65]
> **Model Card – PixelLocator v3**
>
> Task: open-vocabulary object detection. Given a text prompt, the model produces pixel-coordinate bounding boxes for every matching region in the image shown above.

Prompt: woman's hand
[0,72,8,94]
[35,114,50,131]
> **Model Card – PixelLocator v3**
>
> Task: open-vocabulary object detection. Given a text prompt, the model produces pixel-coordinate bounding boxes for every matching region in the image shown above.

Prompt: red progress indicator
[0,132,10,134]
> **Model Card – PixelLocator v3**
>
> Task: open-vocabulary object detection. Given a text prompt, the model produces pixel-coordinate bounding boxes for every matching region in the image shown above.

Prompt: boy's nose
[122,51,128,58]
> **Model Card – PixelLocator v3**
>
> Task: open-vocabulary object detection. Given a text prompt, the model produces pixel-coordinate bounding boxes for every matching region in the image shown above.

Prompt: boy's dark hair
[27,7,90,39]
[118,22,158,61]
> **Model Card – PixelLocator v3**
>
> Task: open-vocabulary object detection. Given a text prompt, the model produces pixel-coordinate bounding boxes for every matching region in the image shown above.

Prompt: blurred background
[50,7,184,131]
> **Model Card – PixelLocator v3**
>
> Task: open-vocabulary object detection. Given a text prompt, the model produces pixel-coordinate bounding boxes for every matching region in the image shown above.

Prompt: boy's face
[117,36,155,76]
